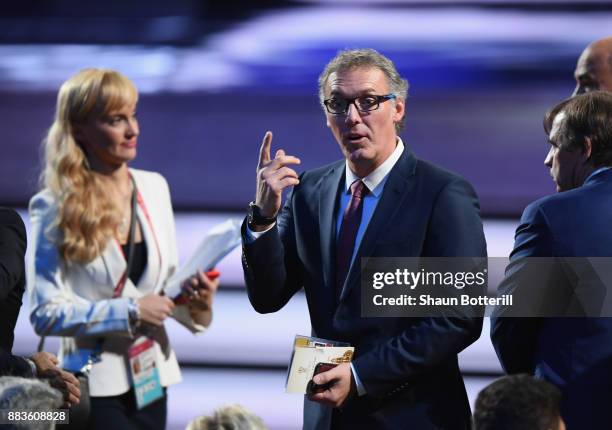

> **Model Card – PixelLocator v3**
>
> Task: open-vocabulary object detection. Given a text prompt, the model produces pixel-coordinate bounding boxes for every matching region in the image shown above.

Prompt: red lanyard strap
[113,174,138,298]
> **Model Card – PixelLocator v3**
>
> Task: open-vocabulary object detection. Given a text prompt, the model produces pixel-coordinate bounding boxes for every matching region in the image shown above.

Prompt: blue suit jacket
[491,168,612,429]
[242,146,487,429]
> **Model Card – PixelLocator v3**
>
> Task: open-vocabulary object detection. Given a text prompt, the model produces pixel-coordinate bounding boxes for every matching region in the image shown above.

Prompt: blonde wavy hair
[41,68,138,264]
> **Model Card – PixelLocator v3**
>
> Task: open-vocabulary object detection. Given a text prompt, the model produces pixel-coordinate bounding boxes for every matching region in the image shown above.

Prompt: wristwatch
[247,202,277,227]
[127,298,141,332]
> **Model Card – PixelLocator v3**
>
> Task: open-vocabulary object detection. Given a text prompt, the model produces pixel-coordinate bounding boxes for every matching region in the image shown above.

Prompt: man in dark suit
[491,91,612,429]
[242,48,486,429]
[0,207,80,404]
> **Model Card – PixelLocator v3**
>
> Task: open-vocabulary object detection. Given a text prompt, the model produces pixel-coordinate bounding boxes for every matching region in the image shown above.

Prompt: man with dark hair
[473,374,565,430]
[573,36,612,95]
[542,92,612,192]
[0,208,80,405]
[491,91,612,428]
[242,48,486,429]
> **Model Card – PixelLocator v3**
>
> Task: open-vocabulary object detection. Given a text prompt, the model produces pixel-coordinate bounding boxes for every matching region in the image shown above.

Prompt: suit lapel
[100,239,127,295]
[134,201,161,293]
[339,148,418,302]
[319,162,345,290]
[133,173,162,293]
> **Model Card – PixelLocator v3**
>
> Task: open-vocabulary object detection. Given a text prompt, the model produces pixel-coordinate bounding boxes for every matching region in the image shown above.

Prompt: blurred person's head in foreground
[473,374,565,430]
[185,404,268,430]
[0,376,63,430]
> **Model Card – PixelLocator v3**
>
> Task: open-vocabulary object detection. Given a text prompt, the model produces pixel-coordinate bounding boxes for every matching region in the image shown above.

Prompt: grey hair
[318,48,409,131]
[0,377,63,430]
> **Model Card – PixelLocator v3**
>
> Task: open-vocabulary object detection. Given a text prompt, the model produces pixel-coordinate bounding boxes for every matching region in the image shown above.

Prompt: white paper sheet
[163,218,242,299]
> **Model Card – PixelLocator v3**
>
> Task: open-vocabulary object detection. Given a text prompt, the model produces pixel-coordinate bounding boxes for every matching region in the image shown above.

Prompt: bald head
[573,36,612,95]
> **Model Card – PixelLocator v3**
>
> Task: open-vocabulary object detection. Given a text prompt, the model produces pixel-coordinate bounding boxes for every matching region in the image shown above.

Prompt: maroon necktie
[336,180,368,299]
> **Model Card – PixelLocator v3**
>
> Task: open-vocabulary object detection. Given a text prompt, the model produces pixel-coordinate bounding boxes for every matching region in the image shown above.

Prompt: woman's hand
[137,294,175,326]
[181,270,219,327]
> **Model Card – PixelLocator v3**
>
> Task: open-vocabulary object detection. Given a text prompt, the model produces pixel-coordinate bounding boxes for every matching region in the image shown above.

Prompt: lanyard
[114,175,164,294]
[113,175,138,298]
[135,189,162,283]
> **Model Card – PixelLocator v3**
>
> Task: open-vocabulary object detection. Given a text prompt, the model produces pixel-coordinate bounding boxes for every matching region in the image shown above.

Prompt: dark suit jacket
[242,147,487,430]
[491,168,612,430]
[0,208,33,377]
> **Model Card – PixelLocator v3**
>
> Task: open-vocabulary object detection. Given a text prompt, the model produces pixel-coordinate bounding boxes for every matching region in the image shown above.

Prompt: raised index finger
[258,131,273,167]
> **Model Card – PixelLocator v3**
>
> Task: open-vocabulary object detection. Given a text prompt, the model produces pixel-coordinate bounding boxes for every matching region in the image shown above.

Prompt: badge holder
[118,176,164,409]
[128,338,163,409]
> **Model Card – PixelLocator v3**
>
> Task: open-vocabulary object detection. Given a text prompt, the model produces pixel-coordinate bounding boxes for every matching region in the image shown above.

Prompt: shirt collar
[344,138,405,197]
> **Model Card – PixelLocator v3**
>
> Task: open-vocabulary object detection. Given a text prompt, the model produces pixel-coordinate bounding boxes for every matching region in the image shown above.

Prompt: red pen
[205,269,220,280]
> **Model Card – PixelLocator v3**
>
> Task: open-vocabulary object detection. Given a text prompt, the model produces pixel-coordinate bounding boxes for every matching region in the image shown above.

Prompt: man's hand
[308,362,356,408]
[39,368,81,407]
[183,270,220,327]
[254,131,301,229]
[32,352,81,407]
[30,351,59,374]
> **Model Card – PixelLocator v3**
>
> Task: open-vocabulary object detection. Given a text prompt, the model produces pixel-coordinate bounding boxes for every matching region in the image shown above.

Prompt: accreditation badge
[128,338,163,409]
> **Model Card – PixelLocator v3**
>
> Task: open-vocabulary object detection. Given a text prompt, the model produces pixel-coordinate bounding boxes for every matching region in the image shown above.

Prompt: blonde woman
[28,69,218,429]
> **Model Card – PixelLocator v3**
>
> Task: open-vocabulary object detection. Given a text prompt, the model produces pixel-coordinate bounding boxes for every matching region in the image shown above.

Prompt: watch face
[247,202,256,225]
[248,202,273,226]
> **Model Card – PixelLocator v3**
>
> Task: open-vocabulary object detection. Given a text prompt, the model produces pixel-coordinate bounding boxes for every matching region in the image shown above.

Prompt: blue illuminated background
[2,1,611,428]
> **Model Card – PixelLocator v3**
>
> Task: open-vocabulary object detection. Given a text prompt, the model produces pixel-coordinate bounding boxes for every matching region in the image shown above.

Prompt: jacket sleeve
[0,347,36,378]
[0,209,33,377]
[0,209,26,302]
[352,178,486,397]
[490,202,553,374]
[241,187,304,314]
[28,193,132,338]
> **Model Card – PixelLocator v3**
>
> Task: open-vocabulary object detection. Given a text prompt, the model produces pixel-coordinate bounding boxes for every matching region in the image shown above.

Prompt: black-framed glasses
[323,94,396,114]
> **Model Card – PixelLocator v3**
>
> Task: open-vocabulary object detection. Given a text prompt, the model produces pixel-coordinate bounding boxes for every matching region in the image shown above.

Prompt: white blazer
[27,168,205,397]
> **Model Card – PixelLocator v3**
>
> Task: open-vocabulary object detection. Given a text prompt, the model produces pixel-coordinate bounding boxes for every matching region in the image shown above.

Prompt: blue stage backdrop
[1,4,611,216]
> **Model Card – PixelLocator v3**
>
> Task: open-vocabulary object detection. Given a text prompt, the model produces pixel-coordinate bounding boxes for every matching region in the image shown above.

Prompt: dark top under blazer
[0,208,32,377]
[242,146,487,430]
[491,168,612,430]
